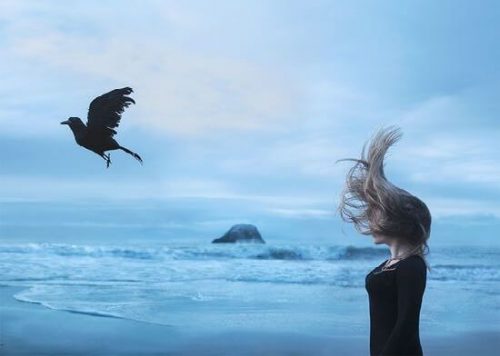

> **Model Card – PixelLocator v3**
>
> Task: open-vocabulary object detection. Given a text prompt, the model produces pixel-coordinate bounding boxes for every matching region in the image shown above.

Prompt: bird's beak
[60,120,69,125]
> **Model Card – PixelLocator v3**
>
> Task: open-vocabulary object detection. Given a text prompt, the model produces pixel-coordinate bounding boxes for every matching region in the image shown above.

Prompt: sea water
[0,243,499,336]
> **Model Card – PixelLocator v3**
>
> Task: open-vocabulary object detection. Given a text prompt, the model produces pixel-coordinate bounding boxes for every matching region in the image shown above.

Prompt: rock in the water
[212,224,265,244]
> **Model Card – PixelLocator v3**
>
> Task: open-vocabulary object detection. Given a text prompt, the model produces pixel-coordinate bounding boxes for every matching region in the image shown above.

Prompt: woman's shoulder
[397,255,427,275]
[404,254,425,263]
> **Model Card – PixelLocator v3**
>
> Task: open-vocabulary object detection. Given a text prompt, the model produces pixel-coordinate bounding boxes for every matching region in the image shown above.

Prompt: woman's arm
[380,259,426,355]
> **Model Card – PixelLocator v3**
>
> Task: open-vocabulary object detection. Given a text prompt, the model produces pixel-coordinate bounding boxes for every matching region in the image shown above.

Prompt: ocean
[1,242,499,337]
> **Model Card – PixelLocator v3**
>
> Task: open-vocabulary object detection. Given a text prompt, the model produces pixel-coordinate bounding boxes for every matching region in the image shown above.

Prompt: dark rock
[212,224,265,244]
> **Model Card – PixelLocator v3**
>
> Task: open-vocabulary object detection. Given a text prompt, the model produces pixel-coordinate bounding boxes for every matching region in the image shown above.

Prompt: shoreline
[1,285,499,355]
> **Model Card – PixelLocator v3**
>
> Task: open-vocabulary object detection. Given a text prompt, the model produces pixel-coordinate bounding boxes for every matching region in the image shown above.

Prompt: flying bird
[61,87,143,168]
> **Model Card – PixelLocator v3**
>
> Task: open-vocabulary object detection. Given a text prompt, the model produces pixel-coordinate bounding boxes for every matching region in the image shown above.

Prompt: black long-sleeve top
[365,254,427,356]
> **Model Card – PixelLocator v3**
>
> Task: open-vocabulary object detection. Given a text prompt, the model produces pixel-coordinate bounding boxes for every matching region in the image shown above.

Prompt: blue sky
[0,1,498,246]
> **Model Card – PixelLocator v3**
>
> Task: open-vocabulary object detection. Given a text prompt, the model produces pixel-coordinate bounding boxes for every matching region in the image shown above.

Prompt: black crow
[61,87,143,168]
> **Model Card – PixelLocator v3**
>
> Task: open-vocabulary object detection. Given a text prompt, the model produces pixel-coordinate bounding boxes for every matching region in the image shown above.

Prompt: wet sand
[0,286,498,355]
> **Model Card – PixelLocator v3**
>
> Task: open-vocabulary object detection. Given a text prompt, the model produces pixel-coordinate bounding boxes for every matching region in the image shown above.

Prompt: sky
[0,0,499,246]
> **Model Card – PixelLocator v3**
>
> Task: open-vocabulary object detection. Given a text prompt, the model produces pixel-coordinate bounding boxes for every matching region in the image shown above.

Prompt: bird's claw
[104,154,111,168]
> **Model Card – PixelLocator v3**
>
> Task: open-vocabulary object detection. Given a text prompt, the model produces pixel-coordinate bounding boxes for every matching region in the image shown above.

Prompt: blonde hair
[337,126,431,271]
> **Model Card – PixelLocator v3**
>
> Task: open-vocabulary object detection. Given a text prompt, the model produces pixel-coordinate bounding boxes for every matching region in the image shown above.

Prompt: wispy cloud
[0,1,302,138]
[426,197,500,219]
[266,208,333,220]
[0,174,327,207]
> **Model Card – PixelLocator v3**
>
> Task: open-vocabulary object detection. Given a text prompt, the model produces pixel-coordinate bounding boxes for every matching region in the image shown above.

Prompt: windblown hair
[337,126,431,270]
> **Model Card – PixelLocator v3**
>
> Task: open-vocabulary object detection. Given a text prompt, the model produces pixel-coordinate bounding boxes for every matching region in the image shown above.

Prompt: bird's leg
[106,154,112,168]
[100,153,112,168]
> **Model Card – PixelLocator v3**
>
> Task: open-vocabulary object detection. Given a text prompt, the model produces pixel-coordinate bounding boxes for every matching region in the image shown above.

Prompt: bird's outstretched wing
[87,87,135,137]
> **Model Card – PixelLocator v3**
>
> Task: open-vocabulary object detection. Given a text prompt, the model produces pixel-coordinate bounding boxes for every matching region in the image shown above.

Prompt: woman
[337,126,431,356]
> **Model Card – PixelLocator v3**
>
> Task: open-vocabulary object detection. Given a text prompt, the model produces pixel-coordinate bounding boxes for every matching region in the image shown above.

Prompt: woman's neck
[388,241,416,259]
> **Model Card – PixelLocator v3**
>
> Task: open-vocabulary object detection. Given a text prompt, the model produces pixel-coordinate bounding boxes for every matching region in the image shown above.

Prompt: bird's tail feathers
[119,146,143,165]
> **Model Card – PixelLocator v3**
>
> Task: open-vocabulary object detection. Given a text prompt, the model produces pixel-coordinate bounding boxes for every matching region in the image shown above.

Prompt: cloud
[266,207,333,220]
[386,93,500,188]
[0,1,302,138]
[426,197,500,219]
[409,158,500,186]
[0,174,326,207]
[0,175,231,201]
[2,173,497,221]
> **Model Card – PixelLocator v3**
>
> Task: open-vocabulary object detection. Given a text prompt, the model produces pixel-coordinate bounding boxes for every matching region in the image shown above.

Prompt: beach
[1,286,367,355]
[1,285,499,355]
[0,243,499,355]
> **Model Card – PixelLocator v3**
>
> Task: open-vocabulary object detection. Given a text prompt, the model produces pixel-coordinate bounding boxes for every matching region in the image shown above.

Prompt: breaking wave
[0,243,389,261]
